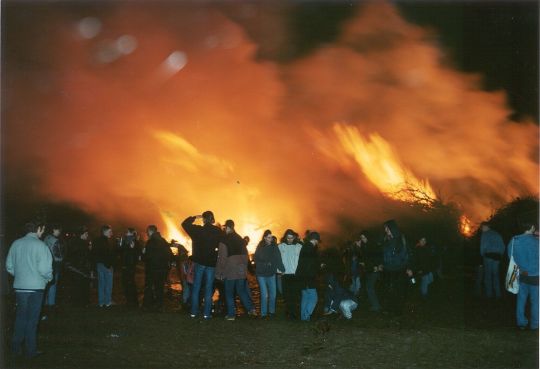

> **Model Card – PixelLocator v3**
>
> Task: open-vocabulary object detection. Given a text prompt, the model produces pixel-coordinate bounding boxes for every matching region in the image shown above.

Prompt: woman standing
[254,230,285,318]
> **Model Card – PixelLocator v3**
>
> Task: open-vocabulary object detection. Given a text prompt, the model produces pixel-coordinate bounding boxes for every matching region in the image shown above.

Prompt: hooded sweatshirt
[382,220,409,272]
[215,231,249,280]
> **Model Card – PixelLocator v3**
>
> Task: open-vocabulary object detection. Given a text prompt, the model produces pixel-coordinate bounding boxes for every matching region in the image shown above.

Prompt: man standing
[120,228,141,308]
[480,222,505,299]
[508,222,539,330]
[296,231,321,321]
[6,222,53,358]
[181,211,223,319]
[66,226,93,307]
[142,225,173,311]
[215,220,255,320]
[44,224,63,309]
[92,225,115,308]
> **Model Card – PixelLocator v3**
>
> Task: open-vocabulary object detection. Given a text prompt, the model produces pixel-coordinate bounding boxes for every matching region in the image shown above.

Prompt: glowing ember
[334,123,436,206]
[459,215,474,237]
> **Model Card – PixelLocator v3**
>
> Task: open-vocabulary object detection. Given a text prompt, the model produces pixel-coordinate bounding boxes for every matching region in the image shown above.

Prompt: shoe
[189,314,197,319]
[40,315,48,321]
[225,315,236,321]
[248,310,257,318]
[518,326,527,331]
[203,315,212,320]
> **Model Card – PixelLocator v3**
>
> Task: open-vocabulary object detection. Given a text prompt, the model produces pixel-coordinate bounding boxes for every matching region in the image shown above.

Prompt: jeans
[12,291,44,357]
[224,278,254,317]
[45,271,60,306]
[516,282,539,329]
[300,288,317,321]
[190,263,215,317]
[420,272,434,297]
[182,281,192,304]
[339,299,358,319]
[257,275,277,316]
[97,263,113,306]
[349,275,361,296]
[366,272,381,311]
[483,258,501,299]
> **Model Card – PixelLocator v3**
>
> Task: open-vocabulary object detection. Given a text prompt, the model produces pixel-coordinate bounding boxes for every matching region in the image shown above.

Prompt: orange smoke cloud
[4,2,537,244]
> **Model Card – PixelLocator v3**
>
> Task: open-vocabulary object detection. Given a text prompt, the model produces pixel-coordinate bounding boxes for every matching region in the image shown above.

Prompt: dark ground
[1,265,538,369]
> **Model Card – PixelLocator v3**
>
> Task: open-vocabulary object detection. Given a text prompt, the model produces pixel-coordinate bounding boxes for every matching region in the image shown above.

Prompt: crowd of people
[5,211,539,359]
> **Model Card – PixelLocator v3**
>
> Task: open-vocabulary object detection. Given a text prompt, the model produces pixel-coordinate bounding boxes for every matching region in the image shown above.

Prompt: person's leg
[276,274,282,295]
[105,267,113,306]
[12,292,29,355]
[190,263,203,316]
[516,283,529,328]
[97,263,105,306]
[236,279,255,313]
[257,276,268,317]
[46,272,58,306]
[484,259,493,299]
[24,291,44,358]
[420,274,429,297]
[300,289,308,321]
[224,279,236,317]
[154,269,167,309]
[366,272,381,311]
[305,288,318,320]
[202,267,215,318]
[529,284,539,330]
[474,265,483,297]
[493,261,501,299]
[267,275,277,315]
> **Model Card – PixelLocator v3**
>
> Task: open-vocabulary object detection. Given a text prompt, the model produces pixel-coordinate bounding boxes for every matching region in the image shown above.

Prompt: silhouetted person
[278,229,303,320]
[44,224,63,309]
[413,237,437,298]
[216,220,255,320]
[480,222,505,299]
[181,211,223,319]
[254,230,284,318]
[6,222,53,358]
[296,231,321,321]
[92,225,115,307]
[66,226,92,307]
[357,231,383,312]
[142,225,173,311]
[120,228,141,308]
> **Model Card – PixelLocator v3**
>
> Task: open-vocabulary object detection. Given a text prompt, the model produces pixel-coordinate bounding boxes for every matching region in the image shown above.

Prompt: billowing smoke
[4,2,537,248]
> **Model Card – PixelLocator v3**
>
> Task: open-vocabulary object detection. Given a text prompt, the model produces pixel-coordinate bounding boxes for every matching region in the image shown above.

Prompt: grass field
[2,268,538,369]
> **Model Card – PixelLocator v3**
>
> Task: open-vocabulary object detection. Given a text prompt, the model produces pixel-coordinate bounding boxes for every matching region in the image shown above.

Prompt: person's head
[480,222,491,232]
[418,237,427,247]
[202,211,215,225]
[25,222,46,238]
[243,236,250,245]
[354,231,369,246]
[519,221,536,235]
[146,225,158,237]
[78,226,89,240]
[281,229,298,245]
[307,231,321,246]
[51,224,62,237]
[126,227,136,236]
[383,219,400,239]
[261,229,273,245]
[224,220,235,234]
[102,225,113,238]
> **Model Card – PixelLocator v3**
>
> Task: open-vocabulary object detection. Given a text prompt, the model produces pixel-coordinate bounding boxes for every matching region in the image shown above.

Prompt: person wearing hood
[44,224,64,309]
[480,222,505,300]
[215,220,256,320]
[182,211,224,319]
[296,231,322,321]
[254,230,285,318]
[381,220,412,315]
[278,229,303,320]
[142,225,173,311]
[323,274,358,319]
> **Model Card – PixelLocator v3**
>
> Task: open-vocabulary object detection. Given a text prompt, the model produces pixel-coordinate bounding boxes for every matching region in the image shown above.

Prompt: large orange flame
[334,123,436,206]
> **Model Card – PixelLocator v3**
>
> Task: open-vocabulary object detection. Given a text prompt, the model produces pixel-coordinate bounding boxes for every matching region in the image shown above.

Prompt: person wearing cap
[215,220,255,320]
[296,231,321,321]
[278,229,303,320]
[182,211,224,319]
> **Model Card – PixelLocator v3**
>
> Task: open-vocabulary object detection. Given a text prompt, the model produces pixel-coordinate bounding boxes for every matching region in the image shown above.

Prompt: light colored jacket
[278,243,302,274]
[6,233,53,290]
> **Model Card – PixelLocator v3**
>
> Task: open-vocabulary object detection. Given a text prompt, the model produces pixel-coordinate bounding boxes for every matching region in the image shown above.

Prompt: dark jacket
[181,216,223,267]
[324,274,355,312]
[414,245,436,275]
[67,237,91,274]
[254,241,285,277]
[215,231,249,280]
[295,241,320,289]
[121,235,141,270]
[144,232,173,271]
[92,235,116,269]
[362,241,383,273]
[382,220,409,272]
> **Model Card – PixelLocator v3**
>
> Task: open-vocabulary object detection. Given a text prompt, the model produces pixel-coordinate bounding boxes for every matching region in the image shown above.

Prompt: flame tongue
[334,123,436,205]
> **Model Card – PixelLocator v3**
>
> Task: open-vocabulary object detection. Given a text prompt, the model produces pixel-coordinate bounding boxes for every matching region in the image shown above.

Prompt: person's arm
[274,246,285,274]
[5,246,14,276]
[38,245,54,282]
[181,216,198,238]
